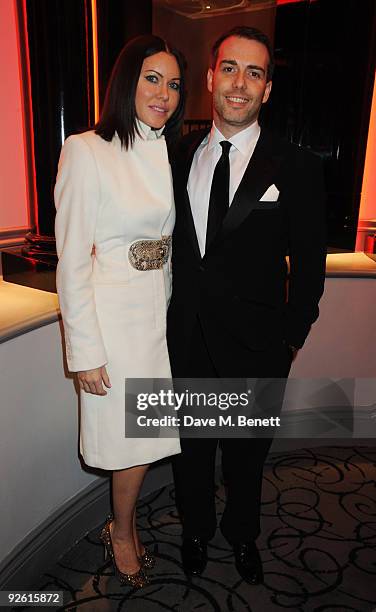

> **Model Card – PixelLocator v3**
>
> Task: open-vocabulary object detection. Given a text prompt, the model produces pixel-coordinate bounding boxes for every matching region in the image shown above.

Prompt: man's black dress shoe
[181,536,208,576]
[233,541,263,585]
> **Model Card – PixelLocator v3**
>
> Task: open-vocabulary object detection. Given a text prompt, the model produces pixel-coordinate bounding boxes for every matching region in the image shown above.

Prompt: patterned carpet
[27,446,376,611]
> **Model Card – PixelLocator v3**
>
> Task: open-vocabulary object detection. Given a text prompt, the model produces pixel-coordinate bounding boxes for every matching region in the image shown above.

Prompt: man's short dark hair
[95,35,186,149]
[210,26,274,82]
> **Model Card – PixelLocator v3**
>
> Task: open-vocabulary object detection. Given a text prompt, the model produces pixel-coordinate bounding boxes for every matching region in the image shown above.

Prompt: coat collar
[135,118,165,140]
[181,129,210,260]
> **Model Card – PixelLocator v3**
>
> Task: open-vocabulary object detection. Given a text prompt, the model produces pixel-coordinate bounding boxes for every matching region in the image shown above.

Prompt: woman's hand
[77,366,111,395]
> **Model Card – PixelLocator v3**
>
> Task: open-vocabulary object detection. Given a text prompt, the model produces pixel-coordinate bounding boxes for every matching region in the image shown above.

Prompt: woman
[54,35,185,588]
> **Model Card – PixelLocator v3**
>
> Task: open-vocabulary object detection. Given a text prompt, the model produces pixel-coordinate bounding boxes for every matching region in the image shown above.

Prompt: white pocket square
[260,184,279,201]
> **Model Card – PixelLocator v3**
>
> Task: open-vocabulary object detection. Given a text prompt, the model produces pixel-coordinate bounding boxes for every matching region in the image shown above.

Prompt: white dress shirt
[188,121,261,256]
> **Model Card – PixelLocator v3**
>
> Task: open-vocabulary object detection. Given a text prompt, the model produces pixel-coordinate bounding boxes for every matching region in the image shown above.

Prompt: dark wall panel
[25,0,96,236]
[263,0,376,250]
[96,0,152,110]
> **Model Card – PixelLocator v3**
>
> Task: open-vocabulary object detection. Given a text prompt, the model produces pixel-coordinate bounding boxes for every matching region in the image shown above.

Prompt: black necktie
[205,140,232,251]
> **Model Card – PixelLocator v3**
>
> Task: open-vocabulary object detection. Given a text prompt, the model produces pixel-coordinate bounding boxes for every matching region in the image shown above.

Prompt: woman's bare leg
[111,464,149,573]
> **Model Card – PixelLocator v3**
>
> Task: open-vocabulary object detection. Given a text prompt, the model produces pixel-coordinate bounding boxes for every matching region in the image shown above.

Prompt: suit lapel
[207,129,284,251]
[180,130,209,261]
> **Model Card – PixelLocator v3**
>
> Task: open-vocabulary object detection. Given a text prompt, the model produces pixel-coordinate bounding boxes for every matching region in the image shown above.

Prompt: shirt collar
[136,118,164,140]
[207,121,260,155]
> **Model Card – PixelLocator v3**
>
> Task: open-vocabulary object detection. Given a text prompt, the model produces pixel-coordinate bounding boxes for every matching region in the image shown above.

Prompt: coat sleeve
[54,134,108,372]
[284,148,327,348]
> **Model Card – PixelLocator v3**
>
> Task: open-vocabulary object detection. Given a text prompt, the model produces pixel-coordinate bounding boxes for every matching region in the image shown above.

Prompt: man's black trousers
[172,318,293,544]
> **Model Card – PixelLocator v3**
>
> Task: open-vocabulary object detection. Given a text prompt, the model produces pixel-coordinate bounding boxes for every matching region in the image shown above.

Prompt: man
[167,26,326,584]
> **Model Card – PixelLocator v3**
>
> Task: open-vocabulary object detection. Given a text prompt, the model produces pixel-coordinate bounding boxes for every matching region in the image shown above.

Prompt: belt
[128,235,172,271]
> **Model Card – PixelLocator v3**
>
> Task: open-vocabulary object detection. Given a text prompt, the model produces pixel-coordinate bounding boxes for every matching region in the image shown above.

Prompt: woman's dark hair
[95,35,186,149]
[210,26,274,82]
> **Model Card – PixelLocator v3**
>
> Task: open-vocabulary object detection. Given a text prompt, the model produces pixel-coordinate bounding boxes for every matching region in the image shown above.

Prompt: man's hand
[77,366,111,395]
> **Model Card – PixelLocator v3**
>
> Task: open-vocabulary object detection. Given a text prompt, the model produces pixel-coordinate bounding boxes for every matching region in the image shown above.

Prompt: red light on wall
[91,0,99,123]
[18,0,38,233]
[356,72,376,250]
[359,73,376,220]
[0,0,37,240]
[277,0,317,5]
[277,0,303,5]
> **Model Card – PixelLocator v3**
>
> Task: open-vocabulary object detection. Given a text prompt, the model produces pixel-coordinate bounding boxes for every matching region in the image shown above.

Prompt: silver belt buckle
[128,235,171,271]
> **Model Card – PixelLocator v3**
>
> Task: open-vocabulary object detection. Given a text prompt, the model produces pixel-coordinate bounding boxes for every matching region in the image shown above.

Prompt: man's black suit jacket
[167,127,327,376]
